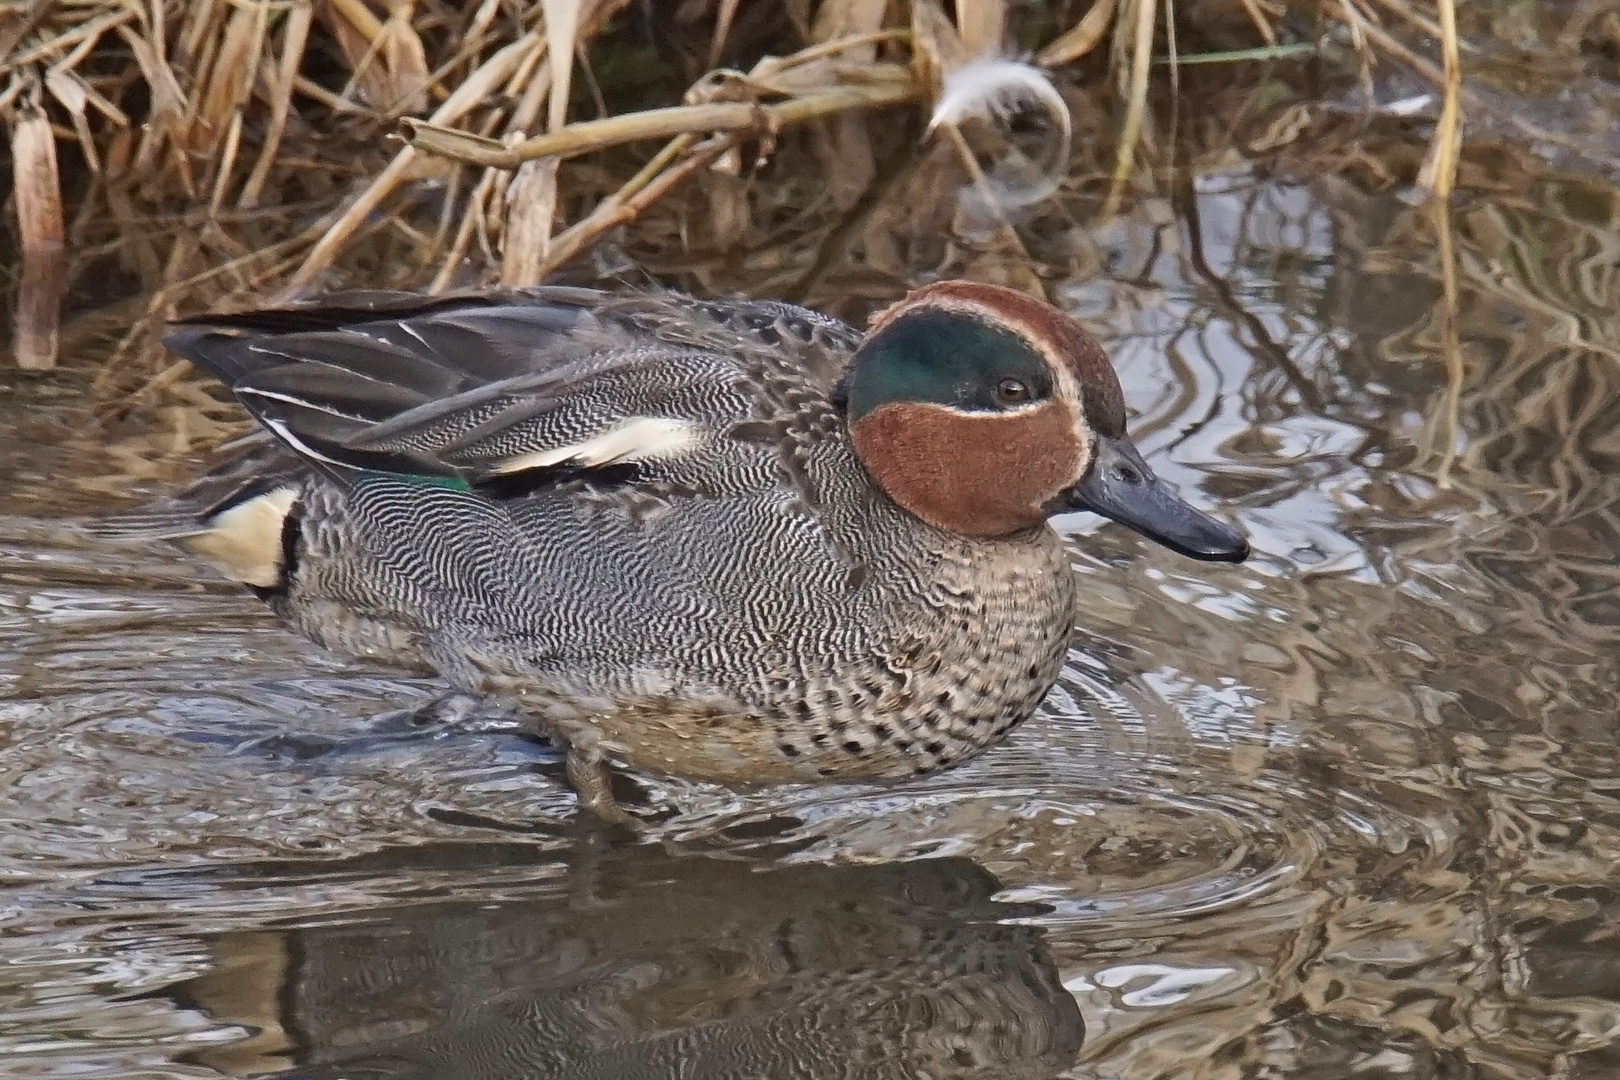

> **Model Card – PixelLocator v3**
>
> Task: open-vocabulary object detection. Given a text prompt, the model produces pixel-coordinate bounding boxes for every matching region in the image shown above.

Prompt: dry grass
[1,0,1466,382]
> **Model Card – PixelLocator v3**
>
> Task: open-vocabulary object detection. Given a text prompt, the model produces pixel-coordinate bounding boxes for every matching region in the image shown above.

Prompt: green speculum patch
[393,473,473,492]
[844,311,1055,421]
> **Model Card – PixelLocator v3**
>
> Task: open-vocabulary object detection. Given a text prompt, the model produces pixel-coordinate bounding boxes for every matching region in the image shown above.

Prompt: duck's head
[840,281,1248,562]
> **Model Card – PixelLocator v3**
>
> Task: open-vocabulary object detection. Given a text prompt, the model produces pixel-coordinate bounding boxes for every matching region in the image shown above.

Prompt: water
[4,154,1620,1079]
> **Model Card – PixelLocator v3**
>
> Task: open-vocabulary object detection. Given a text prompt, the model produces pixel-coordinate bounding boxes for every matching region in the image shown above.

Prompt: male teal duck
[93,282,1248,820]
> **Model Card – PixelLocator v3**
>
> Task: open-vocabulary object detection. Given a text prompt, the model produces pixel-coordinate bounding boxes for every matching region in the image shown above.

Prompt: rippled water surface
[5,154,1620,1079]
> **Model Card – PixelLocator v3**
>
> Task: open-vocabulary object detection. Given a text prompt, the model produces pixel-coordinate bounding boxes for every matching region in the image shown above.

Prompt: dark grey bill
[1063,435,1249,563]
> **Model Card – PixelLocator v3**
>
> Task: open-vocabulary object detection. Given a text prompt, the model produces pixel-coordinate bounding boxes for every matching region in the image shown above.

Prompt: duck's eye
[996,377,1032,405]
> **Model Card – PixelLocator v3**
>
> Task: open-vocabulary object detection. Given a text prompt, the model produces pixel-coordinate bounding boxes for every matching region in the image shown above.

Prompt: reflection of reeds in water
[1,0,1466,379]
[1348,165,1620,553]
[1187,137,1620,684]
[1076,147,1620,1077]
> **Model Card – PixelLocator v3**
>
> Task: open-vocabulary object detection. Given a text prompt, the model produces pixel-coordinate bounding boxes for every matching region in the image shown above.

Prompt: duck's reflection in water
[173,840,1084,1080]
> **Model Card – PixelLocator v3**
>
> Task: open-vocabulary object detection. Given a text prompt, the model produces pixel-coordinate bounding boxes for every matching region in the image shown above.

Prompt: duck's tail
[78,435,308,592]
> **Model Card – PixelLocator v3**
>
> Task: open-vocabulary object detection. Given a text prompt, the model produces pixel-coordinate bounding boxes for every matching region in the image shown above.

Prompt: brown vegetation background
[0,0,1486,388]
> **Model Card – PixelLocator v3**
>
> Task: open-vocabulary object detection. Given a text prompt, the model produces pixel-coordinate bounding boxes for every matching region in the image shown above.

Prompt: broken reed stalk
[11,99,66,371]
[401,78,920,170]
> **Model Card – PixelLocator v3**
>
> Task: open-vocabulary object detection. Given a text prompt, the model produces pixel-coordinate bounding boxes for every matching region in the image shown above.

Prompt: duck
[90,281,1248,821]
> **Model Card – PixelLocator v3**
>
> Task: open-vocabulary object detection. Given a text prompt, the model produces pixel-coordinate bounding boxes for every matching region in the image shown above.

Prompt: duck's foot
[565,744,640,829]
[230,690,541,765]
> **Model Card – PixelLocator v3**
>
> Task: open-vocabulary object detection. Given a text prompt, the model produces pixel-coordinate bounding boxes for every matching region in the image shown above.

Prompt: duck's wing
[159,287,859,498]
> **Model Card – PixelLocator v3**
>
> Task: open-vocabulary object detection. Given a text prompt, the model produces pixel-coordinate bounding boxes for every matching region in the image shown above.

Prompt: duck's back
[94,288,1076,783]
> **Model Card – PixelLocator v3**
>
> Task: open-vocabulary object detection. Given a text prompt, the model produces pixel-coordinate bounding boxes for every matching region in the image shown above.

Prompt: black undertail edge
[246,501,304,603]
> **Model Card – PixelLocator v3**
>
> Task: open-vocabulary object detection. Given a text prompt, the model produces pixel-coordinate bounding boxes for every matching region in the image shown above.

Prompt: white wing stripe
[263,418,354,469]
[488,417,703,476]
[237,386,370,422]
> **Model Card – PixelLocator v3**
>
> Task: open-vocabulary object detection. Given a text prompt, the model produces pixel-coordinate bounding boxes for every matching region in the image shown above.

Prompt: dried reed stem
[11,100,66,371]
[1416,0,1462,200]
[1037,0,1116,67]
[536,134,736,280]
[404,76,919,170]
[1101,0,1158,222]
